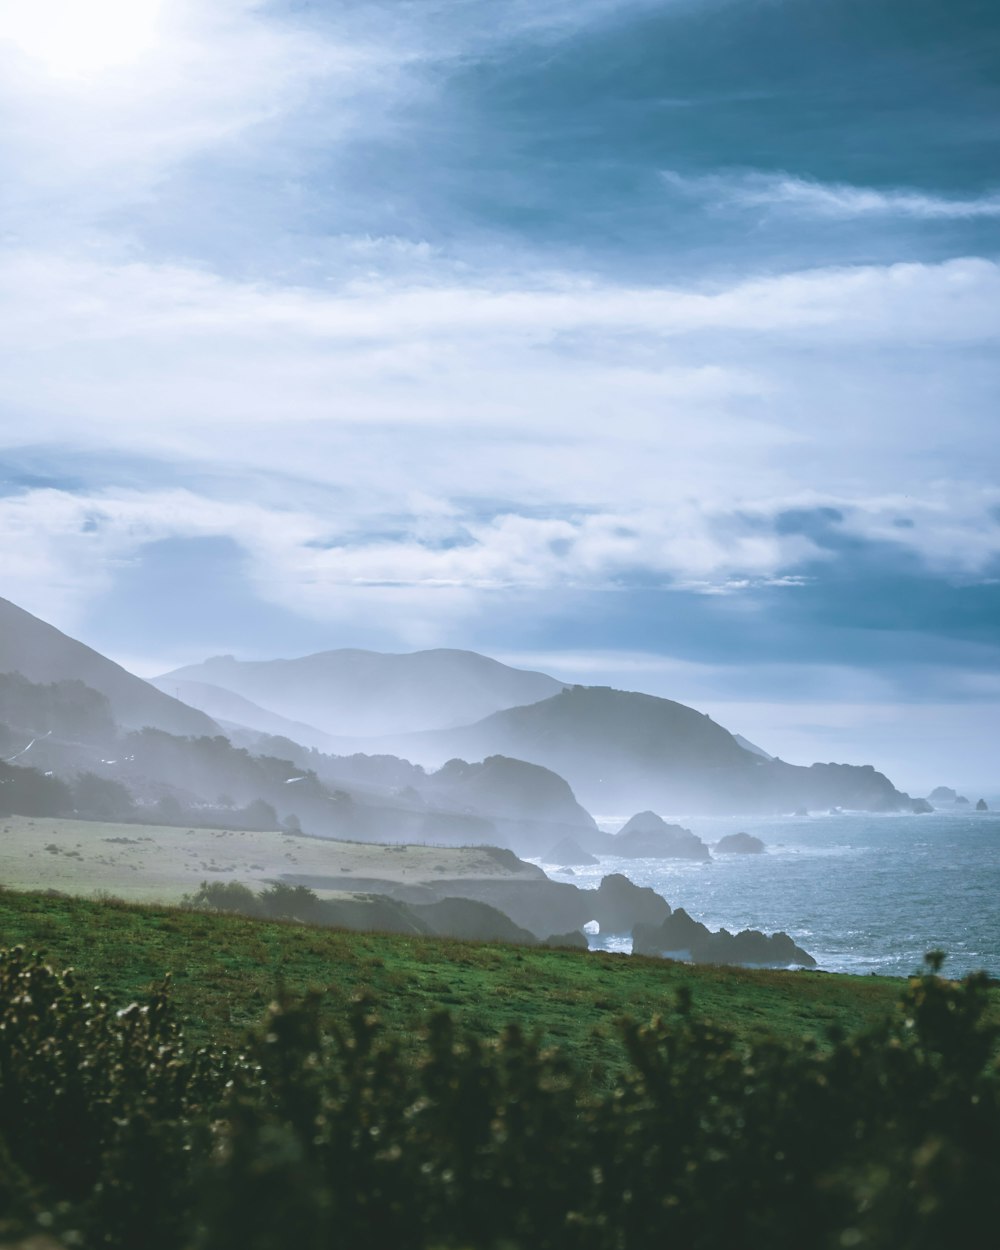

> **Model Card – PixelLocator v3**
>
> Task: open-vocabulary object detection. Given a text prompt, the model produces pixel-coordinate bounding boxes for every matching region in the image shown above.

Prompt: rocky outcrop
[976,798,989,811]
[592,874,671,933]
[930,787,972,807]
[633,907,815,968]
[910,798,933,814]
[543,836,598,865]
[615,812,711,860]
[411,897,537,945]
[715,832,765,854]
[427,872,671,938]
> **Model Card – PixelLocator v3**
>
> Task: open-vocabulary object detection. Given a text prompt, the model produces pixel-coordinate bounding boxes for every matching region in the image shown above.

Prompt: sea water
[537,810,1000,978]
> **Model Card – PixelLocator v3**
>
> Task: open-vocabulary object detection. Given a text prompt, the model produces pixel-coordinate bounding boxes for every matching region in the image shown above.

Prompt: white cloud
[3,482,998,641]
[663,170,1000,220]
[1,243,998,636]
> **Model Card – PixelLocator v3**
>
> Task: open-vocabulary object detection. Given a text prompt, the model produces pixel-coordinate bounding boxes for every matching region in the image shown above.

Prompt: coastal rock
[615,811,711,860]
[910,798,933,814]
[430,871,672,938]
[543,836,598,865]
[976,798,989,811]
[715,831,766,854]
[592,873,672,933]
[633,907,815,968]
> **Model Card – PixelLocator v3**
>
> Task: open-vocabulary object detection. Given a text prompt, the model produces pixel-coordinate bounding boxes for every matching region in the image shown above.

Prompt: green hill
[0,886,915,1065]
[2,889,999,1250]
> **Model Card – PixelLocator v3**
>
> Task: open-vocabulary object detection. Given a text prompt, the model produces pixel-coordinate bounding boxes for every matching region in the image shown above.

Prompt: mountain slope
[158,648,565,737]
[389,685,910,815]
[0,597,216,737]
[150,678,338,751]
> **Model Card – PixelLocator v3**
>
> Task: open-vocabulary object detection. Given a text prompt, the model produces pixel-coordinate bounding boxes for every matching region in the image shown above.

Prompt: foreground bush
[0,946,997,1249]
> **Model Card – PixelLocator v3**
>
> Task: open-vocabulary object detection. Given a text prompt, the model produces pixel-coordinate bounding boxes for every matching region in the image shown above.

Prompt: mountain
[0,597,216,738]
[387,685,912,815]
[732,733,774,761]
[157,648,565,737]
[150,678,338,751]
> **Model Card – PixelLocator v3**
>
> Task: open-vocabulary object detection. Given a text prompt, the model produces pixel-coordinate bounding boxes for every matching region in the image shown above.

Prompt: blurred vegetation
[0,934,998,1250]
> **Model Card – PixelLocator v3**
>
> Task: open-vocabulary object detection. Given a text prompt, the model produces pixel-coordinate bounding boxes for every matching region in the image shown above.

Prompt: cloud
[4,480,999,646]
[663,170,1000,220]
[0,1,409,241]
[1,236,998,645]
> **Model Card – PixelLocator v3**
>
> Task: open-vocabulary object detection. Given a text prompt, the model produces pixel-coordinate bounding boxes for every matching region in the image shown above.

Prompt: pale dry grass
[0,815,537,903]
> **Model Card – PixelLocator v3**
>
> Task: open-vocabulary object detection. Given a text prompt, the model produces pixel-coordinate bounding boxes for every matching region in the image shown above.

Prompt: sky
[0,0,998,793]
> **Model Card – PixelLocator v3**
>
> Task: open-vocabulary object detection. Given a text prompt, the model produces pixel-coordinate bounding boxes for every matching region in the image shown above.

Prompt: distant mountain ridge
[1,596,914,819]
[381,685,913,816]
[0,596,216,738]
[157,648,565,737]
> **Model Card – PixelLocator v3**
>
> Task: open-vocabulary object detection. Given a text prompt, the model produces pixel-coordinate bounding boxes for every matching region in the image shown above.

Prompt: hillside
[150,677,339,750]
[2,891,997,1250]
[391,685,912,815]
[157,647,565,737]
[0,596,216,737]
[0,887,904,1057]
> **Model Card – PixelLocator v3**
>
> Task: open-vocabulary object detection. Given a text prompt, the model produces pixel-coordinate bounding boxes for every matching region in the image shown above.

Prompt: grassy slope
[0,814,539,903]
[0,888,933,1083]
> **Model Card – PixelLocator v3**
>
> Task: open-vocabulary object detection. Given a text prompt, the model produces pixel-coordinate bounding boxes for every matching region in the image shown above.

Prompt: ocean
[536,809,1000,978]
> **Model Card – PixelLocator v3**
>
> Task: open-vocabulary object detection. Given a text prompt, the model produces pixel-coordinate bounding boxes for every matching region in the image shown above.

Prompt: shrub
[0,948,997,1249]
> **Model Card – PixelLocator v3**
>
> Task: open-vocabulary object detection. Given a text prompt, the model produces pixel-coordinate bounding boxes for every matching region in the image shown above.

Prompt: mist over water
[539,811,1000,978]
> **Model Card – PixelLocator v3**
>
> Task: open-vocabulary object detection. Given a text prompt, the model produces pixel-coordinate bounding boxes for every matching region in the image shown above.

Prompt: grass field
[0,814,538,902]
[0,885,936,1080]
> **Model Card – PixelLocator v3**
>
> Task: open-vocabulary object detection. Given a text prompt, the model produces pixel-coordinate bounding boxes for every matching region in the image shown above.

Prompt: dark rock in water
[976,798,989,811]
[593,873,671,933]
[544,836,598,865]
[411,897,537,945]
[632,907,697,955]
[633,907,815,968]
[927,787,971,808]
[615,811,711,860]
[424,870,671,938]
[618,810,671,834]
[541,930,589,950]
[569,827,620,856]
[558,866,576,876]
[715,831,765,854]
[910,798,933,814]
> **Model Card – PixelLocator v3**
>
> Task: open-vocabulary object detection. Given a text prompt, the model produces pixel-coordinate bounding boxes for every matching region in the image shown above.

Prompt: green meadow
[0,885,937,1075]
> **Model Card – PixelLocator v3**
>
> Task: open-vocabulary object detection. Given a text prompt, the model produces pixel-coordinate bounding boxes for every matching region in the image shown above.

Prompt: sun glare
[0,0,163,81]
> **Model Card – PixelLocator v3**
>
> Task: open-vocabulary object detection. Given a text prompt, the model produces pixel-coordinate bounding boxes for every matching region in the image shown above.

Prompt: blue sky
[1,0,998,791]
